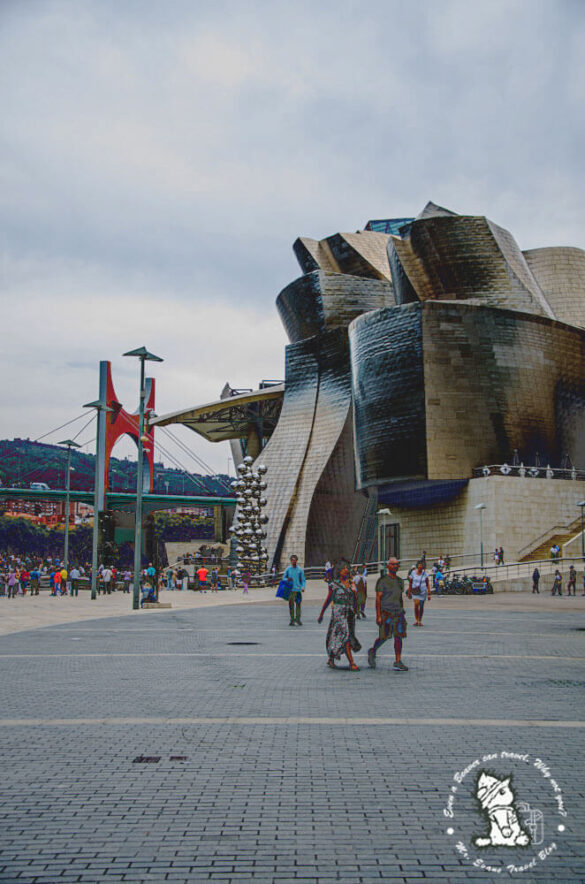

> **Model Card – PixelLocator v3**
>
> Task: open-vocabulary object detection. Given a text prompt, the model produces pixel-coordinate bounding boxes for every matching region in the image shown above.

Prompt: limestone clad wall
[386,476,585,564]
[523,246,585,330]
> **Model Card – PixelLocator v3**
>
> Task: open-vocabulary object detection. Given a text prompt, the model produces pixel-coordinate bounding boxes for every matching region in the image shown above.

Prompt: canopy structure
[150,384,284,459]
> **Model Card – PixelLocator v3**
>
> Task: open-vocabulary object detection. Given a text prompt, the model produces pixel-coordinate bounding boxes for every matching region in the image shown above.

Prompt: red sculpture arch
[100,361,156,497]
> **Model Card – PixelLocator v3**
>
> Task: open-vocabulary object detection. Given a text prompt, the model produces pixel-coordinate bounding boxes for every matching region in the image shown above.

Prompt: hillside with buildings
[0,439,233,498]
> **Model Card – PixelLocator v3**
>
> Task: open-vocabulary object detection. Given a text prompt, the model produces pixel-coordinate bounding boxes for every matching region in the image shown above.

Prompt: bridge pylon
[94,360,156,511]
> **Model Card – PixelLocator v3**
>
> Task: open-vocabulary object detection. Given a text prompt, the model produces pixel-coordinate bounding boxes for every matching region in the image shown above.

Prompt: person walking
[70,565,81,597]
[53,568,62,596]
[211,568,219,592]
[145,563,156,592]
[318,559,361,670]
[408,560,430,626]
[551,569,562,596]
[567,565,577,596]
[122,569,132,593]
[354,566,367,618]
[197,564,209,591]
[532,567,540,593]
[101,567,113,594]
[367,557,408,672]
[283,555,306,625]
[498,546,505,565]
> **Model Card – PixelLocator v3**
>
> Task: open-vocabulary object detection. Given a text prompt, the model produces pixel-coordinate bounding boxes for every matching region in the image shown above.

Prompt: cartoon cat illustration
[474,771,531,848]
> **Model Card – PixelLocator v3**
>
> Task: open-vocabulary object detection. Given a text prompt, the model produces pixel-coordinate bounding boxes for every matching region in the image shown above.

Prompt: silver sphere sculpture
[233,459,269,576]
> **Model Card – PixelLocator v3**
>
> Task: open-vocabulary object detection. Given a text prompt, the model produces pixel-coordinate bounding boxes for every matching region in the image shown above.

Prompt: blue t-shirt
[283,565,305,592]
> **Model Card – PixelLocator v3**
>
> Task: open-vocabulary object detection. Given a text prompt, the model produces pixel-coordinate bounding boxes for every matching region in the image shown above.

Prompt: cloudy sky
[1,0,584,476]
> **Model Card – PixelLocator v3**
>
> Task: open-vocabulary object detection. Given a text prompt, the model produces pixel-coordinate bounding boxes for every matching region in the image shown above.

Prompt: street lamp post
[475,503,486,570]
[83,400,112,599]
[123,347,163,611]
[57,439,81,574]
[577,501,585,562]
[377,508,392,575]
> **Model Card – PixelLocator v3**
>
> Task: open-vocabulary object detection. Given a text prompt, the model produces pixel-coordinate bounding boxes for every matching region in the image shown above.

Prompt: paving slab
[0,593,584,882]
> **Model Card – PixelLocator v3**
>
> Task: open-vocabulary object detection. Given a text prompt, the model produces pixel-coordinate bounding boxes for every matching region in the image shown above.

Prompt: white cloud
[0,256,287,472]
[1,0,585,476]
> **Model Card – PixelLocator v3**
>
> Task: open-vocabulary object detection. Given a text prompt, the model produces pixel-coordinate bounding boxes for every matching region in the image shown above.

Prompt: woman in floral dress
[318,559,361,670]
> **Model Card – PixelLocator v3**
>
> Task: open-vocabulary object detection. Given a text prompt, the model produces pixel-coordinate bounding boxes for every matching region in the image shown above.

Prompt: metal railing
[516,520,581,561]
[446,556,585,583]
[472,464,585,481]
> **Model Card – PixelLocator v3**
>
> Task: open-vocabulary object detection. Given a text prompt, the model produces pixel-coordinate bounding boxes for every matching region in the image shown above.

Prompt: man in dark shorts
[367,557,408,672]
[567,565,577,596]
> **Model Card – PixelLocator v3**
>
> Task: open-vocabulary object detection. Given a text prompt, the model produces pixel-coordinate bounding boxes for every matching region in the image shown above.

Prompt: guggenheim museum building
[154,201,585,568]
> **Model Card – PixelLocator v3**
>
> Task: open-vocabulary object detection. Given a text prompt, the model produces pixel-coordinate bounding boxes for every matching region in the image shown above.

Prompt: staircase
[518,516,582,562]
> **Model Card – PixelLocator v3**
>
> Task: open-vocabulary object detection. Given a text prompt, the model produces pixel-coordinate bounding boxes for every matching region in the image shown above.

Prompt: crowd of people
[0,553,237,599]
[532,563,585,595]
[0,555,136,597]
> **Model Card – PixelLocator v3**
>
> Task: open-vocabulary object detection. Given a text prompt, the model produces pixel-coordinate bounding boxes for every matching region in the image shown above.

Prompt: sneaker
[296,620,303,626]
[367,649,376,669]
[393,661,408,672]
[289,620,295,626]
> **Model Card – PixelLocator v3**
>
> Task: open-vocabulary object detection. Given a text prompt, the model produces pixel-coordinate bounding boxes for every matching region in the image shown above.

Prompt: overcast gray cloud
[1,0,584,472]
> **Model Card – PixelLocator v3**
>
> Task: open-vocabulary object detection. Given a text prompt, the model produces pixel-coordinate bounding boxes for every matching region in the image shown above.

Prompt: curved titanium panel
[421,302,585,476]
[276,271,395,344]
[350,301,585,488]
[276,272,327,343]
[305,412,370,566]
[278,329,354,565]
[350,303,426,488]
[325,232,392,280]
[388,215,554,318]
[249,339,320,563]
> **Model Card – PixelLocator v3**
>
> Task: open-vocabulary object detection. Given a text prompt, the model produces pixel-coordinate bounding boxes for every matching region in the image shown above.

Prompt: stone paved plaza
[0,592,584,883]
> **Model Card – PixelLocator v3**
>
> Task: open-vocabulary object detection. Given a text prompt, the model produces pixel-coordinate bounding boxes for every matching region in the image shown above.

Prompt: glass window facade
[364,218,414,235]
